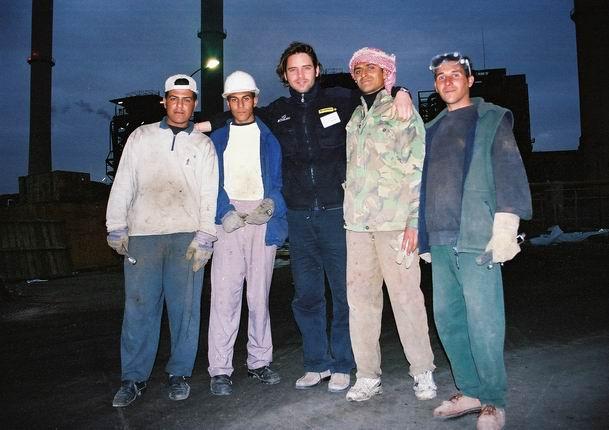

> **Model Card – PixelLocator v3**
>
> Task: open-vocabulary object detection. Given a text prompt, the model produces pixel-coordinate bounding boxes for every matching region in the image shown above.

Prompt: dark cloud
[96,108,112,120]
[71,100,111,119]
[75,100,95,114]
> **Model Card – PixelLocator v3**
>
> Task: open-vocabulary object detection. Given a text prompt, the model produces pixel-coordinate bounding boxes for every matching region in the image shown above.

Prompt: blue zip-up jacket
[211,82,360,210]
[210,117,288,247]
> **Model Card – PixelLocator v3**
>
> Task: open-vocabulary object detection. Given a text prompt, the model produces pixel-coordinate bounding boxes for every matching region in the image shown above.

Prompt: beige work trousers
[346,230,435,379]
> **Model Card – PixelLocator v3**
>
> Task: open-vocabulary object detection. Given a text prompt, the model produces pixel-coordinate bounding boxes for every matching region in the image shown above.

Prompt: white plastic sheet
[529,225,609,246]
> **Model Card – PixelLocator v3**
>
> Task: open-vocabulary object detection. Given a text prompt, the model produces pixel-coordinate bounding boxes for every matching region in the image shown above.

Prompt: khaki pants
[346,230,435,379]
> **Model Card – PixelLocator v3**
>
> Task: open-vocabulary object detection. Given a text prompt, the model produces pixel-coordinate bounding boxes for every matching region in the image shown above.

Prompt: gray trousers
[208,200,277,377]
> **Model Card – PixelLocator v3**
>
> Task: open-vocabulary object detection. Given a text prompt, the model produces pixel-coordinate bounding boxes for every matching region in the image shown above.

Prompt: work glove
[482,212,521,264]
[420,253,432,263]
[185,231,215,272]
[245,198,274,225]
[389,231,416,268]
[221,210,246,233]
[107,228,129,255]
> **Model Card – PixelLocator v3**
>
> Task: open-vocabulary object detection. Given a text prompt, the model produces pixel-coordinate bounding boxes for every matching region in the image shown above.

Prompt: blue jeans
[288,208,354,374]
[431,245,507,407]
[120,233,204,382]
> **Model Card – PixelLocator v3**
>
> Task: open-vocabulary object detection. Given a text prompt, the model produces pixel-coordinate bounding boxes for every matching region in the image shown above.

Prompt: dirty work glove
[185,231,215,272]
[221,210,246,233]
[420,253,432,263]
[483,212,521,263]
[107,228,129,255]
[389,231,416,268]
[245,198,274,225]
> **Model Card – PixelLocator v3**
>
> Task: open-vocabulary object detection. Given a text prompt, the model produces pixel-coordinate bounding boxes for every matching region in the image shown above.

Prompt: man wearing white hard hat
[106,74,218,407]
[207,70,287,396]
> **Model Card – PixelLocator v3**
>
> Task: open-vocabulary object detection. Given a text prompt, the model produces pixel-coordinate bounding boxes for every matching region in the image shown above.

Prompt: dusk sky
[1,0,580,195]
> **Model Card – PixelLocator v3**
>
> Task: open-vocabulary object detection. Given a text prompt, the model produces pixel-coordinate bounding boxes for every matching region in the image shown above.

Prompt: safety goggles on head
[429,52,472,76]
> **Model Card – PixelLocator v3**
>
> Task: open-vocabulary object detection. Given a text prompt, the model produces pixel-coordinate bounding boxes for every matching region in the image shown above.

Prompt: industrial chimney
[571,0,609,180]
[27,0,54,175]
[200,0,226,117]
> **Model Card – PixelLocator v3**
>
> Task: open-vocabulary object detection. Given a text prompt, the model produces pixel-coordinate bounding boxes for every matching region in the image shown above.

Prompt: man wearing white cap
[106,74,218,407]
[207,71,287,396]
[343,47,436,403]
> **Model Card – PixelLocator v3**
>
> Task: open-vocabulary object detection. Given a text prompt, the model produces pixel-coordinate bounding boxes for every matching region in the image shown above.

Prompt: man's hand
[245,198,274,225]
[401,226,418,254]
[107,228,129,255]
[390,88,413,121]
[221,210,246,233]
[185,231,215,272]
[194,121,212,133]
[483,212,521,263]
[390,227,418,268]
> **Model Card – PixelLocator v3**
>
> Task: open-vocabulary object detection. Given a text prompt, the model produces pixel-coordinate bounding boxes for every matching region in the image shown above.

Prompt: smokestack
[27,0,54,175]
[571,0,609,180]
[200,0,226,117]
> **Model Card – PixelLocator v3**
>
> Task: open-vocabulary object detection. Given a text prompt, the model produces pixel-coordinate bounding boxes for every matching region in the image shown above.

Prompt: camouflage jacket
[343,90,425,232]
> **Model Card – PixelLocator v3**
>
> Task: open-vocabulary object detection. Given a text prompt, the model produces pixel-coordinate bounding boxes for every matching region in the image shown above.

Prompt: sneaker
[433,393,482,419]
[328,372,350,392]
[345,377,382,402]
[413,370,437,400]
[294,370,331,389]
[168,375,190,401]
[210,374,233,396]
[112,380,146,407]
[476,405,506,430]
[247,365,281,385]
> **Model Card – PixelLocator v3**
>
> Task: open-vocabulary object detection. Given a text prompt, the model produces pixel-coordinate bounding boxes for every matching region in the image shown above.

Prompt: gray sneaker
[210,374,233,395]
[112,380,146,407]
[247,365,281,385]
[168,375,190,401]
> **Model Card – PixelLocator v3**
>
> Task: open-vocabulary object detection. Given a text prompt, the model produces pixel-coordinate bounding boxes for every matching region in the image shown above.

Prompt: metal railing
[527,180,609,232]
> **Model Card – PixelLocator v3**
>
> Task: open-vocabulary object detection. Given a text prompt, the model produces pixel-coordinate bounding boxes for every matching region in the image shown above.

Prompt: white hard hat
[222,70,260,98]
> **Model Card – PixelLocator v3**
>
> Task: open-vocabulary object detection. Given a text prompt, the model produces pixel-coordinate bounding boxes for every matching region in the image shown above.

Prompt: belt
[289,204,343,211]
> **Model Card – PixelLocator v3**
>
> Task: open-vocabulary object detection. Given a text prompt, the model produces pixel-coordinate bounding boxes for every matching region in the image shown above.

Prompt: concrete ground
[2,239,608,429]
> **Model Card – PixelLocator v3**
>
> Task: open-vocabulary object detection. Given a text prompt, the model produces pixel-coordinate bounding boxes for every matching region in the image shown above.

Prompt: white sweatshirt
[223,122,263,200]
[106,120,218,237]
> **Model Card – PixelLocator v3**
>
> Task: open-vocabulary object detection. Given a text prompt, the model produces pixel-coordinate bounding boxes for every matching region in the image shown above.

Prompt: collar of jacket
[425,97,483,129]
[425,97,512,130]
[159,116,195,134]
[288,80,320,103]
[212,117,271,148]
[219,116,273,142]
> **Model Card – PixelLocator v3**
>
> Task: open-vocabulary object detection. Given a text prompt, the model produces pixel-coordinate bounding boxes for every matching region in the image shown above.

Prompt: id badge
[320,111,340,128]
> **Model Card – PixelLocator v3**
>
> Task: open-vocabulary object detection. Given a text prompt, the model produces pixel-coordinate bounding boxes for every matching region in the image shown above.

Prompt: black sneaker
[168,375,190,401]
[112,380,146,407]
[210,374,233,396]
[247,365,281,385]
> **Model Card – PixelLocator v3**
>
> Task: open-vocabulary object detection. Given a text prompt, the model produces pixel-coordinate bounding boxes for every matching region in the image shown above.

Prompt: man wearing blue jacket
[419,53,532,430]
[197,42,413,393]
[207,71,288,396]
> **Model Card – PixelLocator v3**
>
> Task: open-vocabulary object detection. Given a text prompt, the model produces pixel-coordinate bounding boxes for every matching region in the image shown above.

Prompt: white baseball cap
[164,74,198,94]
